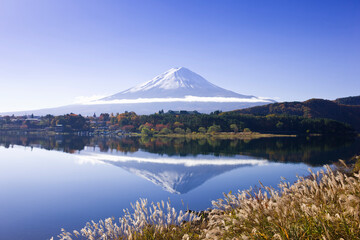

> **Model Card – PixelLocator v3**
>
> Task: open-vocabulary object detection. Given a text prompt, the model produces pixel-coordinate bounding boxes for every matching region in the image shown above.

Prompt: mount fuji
[3,67,275,116]
[103,67,253,100]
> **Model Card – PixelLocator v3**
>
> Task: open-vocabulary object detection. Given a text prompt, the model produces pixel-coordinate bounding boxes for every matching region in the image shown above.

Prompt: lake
[0,134,359,239]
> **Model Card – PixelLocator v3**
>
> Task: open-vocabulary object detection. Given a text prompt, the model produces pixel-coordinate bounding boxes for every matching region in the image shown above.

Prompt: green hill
[231,98,360,131]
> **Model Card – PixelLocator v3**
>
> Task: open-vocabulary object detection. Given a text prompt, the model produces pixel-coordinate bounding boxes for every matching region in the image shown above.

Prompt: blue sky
[0,0,359,112]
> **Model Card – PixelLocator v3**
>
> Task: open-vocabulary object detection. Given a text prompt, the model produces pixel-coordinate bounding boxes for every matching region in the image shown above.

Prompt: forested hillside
[231,98,360,131]
[334,95,360,105]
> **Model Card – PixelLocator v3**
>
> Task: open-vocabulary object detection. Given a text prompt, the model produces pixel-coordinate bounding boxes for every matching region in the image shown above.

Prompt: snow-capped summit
[127,67,203,91]
[102,67,253,100]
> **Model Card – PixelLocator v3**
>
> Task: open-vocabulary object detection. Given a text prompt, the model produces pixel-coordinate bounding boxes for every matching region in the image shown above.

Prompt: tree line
[0,110,355,135]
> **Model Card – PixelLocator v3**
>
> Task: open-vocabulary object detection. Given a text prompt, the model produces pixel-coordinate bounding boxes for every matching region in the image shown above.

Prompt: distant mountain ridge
[231,97,360,131]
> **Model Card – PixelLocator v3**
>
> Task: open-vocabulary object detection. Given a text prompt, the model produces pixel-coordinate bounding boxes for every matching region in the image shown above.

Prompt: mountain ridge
[230,97,360,131]
[334,96,360,106]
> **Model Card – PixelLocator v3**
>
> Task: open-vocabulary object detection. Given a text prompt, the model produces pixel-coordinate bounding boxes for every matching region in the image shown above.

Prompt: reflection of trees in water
[0,134,92,153]
[0,134,359,166]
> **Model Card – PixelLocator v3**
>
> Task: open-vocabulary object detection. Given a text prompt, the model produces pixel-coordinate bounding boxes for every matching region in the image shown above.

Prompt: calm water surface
[0,135,359,240]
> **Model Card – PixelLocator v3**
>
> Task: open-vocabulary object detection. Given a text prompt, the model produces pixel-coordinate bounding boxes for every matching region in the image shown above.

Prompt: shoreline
[1,129,355,140]
[139,132,297,139]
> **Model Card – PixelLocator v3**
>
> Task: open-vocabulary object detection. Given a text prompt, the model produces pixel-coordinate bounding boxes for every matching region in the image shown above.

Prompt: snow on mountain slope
[102,67,254,100]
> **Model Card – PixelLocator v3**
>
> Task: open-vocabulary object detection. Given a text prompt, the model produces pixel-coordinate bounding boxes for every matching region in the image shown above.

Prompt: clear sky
[0,0,359,112]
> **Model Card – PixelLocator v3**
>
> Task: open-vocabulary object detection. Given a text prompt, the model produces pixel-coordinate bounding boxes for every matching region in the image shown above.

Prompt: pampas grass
[56,198,199,240]
[207,164,360,239]
[56,161,360,240]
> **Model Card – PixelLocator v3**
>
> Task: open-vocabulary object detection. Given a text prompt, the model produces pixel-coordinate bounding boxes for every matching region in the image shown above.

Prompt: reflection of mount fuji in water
[1,134,359,192]
[77,152,267,194]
